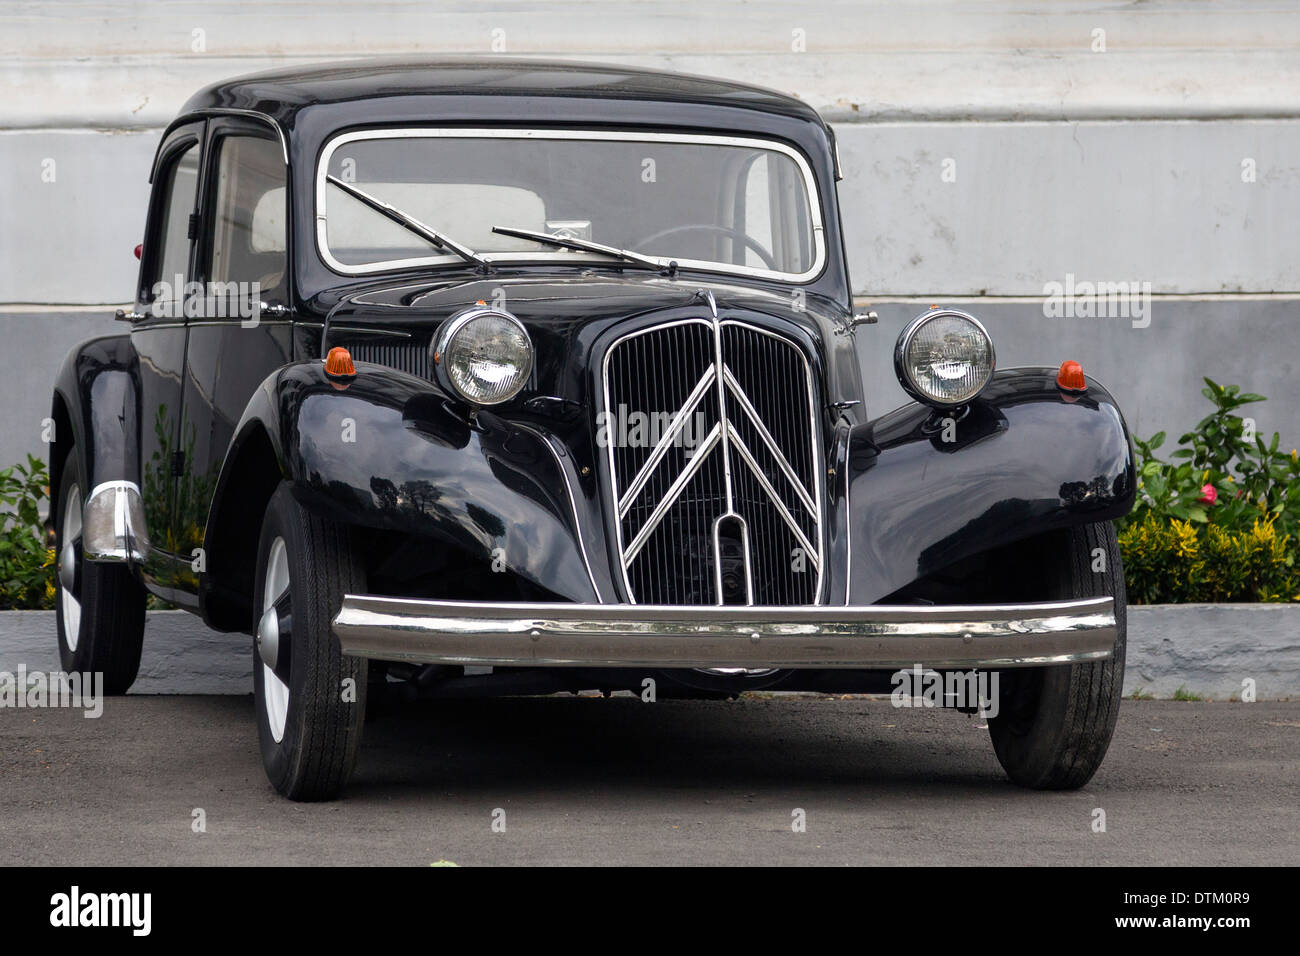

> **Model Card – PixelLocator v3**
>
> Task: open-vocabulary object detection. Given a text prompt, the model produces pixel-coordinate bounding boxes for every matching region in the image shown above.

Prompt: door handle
[257,302,291,319]
[115,308,147,323]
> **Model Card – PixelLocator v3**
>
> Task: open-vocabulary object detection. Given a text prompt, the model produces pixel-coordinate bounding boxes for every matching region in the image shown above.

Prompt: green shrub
[1122,378,1300,603]
[1127,378,1300,534]
[1119,512,1298,603]
[0,455,55,610]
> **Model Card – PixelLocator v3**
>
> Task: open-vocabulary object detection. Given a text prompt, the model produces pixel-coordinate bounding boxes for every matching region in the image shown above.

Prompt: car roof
[181,56,828,129]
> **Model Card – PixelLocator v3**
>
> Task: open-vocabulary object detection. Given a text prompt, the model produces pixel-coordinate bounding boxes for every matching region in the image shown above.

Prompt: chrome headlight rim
[893,308,996,408]
[432,305,534,407]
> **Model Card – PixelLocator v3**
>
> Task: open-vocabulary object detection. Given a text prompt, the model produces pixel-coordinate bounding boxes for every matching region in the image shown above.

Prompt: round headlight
[433,307,534,406]
[894,309,995,407]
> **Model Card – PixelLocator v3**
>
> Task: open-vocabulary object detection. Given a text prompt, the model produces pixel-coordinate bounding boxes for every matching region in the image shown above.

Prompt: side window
[147,142,200,316]
[207,135,288,307]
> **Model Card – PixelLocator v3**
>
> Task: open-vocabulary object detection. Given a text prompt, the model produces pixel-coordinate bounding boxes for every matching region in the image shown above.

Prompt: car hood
[311,271,862,409]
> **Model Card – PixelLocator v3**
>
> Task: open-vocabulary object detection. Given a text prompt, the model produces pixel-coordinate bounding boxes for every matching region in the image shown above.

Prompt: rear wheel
[54,446,147,694]
[987,521,1126,790]
[253,484,368,800]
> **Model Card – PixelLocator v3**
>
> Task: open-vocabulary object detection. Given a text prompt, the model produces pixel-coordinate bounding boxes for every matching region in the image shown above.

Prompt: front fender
[224,362,600,603]
[844,367,1135,603]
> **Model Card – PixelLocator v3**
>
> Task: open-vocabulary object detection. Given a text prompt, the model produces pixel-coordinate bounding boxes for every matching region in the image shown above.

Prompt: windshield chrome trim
[315,127,827,283]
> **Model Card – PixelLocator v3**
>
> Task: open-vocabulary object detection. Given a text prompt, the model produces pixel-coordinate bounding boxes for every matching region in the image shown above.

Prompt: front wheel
[987,521,1127,790]
[253,484,368,800]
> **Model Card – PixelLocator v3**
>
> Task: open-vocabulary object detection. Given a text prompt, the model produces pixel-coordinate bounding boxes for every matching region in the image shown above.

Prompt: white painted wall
[6,1,1298,128]
[6,119,1299,303]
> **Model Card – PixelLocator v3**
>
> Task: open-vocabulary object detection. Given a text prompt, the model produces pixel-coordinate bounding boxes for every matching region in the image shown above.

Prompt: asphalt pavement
[2,695,1296,865]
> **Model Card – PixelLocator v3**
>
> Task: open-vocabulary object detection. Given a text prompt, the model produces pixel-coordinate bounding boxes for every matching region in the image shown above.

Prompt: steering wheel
[635,224,779,271]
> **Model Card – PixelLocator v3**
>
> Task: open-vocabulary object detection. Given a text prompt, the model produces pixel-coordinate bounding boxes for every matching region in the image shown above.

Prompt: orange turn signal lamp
[325,346,357,387]
[1057,360,1087,392]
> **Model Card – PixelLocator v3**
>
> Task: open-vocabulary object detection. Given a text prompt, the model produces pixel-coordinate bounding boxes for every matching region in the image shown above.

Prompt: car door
[131,120,204,601]
[173,117,294,598]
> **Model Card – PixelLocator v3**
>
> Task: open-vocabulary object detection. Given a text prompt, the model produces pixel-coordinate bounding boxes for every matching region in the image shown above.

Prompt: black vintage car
[50,58,1134,799]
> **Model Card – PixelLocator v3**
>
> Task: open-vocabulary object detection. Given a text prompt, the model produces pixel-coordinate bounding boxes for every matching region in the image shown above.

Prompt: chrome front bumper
[331,596,1117,670]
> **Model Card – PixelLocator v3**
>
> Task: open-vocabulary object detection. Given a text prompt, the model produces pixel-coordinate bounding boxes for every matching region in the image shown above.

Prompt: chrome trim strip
[711,512,755,606]
[332,595,1119,670]
[701,289,718,318]
[843,426,854,606]
[327,325,412,338]
[512,423,604,601]
[621,422,722,565]
[154,109,289,170]
[723,364,816,514]
[616,363,716,519]
[315,128,827,283]
[133,320,295,331]
[601,316,714,603]
[720,318,826,602]
[712,314,737,522]
[726,426,819,568]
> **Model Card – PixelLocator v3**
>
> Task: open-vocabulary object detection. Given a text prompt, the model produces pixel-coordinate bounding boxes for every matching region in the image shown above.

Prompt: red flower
[1197,483,1217,505]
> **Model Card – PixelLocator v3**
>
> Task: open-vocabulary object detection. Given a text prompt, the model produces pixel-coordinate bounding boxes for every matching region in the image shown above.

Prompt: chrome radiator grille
[603,317,823,606]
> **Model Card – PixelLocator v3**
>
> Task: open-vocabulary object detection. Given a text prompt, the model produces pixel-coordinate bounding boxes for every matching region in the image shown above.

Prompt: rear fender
[49,334,142,515]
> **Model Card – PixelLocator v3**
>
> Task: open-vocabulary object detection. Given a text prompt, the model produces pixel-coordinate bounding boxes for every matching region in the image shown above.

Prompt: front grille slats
[604,317,823,606]
[346,339,430,379]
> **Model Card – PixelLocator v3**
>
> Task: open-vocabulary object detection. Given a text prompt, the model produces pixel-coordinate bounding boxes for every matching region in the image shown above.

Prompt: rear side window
[207,135,288,304]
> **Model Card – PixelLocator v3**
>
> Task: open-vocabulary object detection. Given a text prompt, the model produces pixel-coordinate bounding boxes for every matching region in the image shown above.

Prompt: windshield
[315,129,825,281]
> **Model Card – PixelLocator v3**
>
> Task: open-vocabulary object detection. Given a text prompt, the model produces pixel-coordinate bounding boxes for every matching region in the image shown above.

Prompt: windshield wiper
[326,175,489,270]
[492,225,676,276]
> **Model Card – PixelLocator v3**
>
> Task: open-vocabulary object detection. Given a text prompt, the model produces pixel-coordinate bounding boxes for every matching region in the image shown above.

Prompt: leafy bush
[0,455,55,610]
[1120,512,1297,604]
[1122,379,1300,603]
[1128,378,1300,532]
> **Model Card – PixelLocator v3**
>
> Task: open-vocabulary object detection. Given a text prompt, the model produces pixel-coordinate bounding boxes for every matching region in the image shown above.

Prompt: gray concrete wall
[2,1,1298,470]
[8,299,1298,480]
[0,611,251,695]
[858,298,1300,449]
[1126,605,1300,701]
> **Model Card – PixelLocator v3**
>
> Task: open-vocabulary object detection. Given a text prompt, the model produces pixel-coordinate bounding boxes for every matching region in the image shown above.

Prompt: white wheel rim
[61,484,82,651]
[262,536,291,743]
